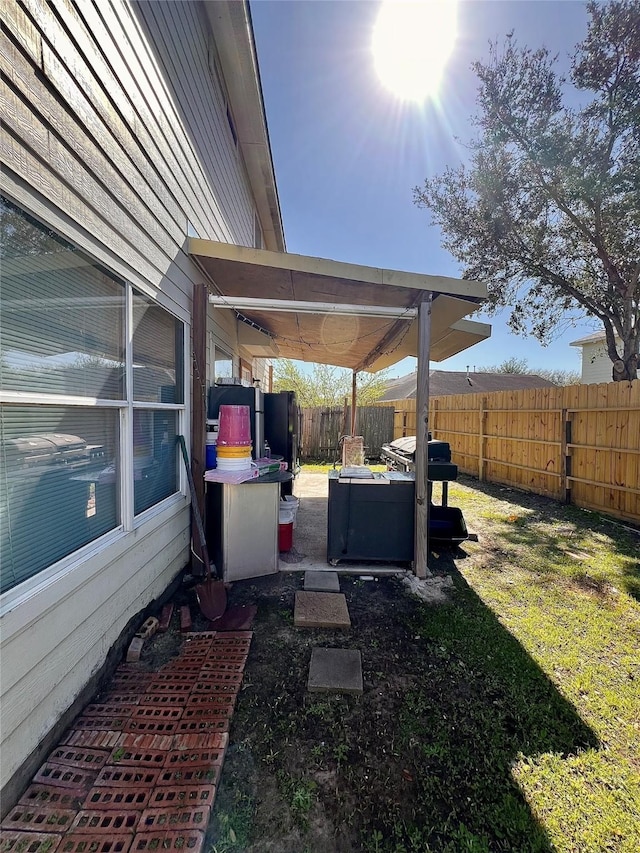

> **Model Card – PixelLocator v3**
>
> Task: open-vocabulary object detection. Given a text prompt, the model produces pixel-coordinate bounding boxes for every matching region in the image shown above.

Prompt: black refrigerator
[264,391,300,495]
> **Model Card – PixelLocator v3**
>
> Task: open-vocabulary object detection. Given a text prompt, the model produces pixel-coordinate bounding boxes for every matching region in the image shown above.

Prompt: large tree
[414,0,639,381]
[272,360,389,407]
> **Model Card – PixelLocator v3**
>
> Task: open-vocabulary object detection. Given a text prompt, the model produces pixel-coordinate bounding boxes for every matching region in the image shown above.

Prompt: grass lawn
[301,463,388,473]
[209,472,640,852]
[440,478,640,852]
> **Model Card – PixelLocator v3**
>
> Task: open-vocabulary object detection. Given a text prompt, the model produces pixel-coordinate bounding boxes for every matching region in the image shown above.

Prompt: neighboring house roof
[570,331,620,347]
[380,373,420,400]
[379,370,557,401]
[570,332,606,346]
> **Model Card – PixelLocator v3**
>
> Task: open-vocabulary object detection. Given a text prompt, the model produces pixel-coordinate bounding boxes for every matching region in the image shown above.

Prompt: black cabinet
[327,472,415,564]
[326,470,468,565]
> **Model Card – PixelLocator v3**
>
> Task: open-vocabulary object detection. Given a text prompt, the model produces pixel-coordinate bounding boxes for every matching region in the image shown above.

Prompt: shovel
[177,435,227,621]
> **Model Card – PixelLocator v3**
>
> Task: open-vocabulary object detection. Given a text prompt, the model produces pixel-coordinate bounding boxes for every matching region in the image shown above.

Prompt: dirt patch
[206,570,440,853]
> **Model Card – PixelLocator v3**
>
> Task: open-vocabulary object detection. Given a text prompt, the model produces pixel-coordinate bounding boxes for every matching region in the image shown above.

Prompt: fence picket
[382,380,639,524]
[300,405,394,461]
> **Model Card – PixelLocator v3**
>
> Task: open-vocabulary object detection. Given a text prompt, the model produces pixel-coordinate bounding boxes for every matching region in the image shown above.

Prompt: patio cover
[189,240,490,372]
[189,239,490,579]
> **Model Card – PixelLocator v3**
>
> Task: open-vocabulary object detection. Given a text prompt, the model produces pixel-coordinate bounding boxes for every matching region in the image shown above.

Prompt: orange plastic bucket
[216,445,252,458]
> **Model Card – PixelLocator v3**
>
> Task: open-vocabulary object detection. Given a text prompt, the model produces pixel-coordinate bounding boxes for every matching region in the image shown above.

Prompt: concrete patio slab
[278,472,407,576]
[294,591,351,629]
[304,571,340,592]
[308,648,363,694]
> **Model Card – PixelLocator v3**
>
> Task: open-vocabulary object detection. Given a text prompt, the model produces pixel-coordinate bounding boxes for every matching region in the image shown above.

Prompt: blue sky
[250,0,598,377]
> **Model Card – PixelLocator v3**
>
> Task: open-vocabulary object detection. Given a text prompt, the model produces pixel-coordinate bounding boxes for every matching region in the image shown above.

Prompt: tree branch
[495,106,627,294]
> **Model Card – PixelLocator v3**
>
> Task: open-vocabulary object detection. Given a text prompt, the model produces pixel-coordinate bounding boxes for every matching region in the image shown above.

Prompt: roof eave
[203,1,285,252]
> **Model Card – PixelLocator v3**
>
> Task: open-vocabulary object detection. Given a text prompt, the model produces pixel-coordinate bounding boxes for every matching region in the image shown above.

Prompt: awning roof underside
[190,240,490,372]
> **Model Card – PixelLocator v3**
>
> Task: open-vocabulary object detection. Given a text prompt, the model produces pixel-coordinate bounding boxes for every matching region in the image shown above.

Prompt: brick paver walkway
[0,631,252,853]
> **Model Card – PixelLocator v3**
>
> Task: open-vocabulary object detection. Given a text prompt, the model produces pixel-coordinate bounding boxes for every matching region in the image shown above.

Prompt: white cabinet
[206,480,279,581]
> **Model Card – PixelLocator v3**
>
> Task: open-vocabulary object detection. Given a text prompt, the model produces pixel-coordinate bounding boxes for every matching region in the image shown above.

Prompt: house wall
[132,0,256,247]
[0,0,265,802]
[208,307,239,385]
[135,1,273,391]
[206,307,273,388]
[240,354,271,388]
[580,341,614,384]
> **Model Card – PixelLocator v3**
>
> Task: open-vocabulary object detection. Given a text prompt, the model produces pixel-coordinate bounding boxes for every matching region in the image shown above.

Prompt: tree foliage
[414,1,639,380]
[536,367,582,387]
[479,357,530,374]
[272,360,389,407]
[479,358,581,385]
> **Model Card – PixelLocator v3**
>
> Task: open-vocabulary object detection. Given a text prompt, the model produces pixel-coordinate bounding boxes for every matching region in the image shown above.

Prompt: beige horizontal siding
[1,503,190,791]
[0,0,261,804]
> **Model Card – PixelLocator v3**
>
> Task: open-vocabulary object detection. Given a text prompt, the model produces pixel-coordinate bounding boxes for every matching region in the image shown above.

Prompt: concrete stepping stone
[294,591,351,629]
[308,648,363,694]
[304,570,340,592]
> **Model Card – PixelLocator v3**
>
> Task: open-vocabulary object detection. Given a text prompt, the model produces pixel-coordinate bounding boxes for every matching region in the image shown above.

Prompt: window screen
[214,348,233,380]
[132,291,183,403]
[133,410,178,515]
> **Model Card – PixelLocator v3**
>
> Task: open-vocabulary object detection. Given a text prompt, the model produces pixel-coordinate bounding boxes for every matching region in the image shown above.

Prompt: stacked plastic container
[205,419,218,469]
[215,405,253,471]
[278,495,299,552]
[281,495,299,526]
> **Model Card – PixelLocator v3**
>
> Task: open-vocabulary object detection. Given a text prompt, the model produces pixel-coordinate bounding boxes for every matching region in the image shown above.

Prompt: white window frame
[213,345,236,384]
[0,206,188,603]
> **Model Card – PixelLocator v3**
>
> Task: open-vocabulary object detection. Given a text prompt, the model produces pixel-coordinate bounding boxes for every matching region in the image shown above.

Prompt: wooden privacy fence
[301,405,394,461]
[379,380,640,524]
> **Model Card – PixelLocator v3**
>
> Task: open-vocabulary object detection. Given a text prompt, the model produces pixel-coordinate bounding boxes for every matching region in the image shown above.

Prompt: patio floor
[278,470,408,575]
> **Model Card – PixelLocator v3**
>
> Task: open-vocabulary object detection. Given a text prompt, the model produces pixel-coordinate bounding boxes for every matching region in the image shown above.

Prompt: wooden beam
[353,317,414,373]
[351,371,357,435]
[414,295,432,579]
[191,282,207,573]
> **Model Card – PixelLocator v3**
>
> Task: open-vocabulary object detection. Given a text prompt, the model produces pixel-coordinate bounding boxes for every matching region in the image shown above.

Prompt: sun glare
[372,0,458,102]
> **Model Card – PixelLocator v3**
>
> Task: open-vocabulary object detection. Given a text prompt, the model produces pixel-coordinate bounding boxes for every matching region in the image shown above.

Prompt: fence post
[561,408,572,504]
[478,397,487,481]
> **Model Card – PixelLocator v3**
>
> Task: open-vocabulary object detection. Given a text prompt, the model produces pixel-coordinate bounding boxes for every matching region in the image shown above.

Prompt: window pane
[132,291,184,403]
[1,196,126,399]
[214,349,233,380]
[134,410,178,515]
[0,405,120,593]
